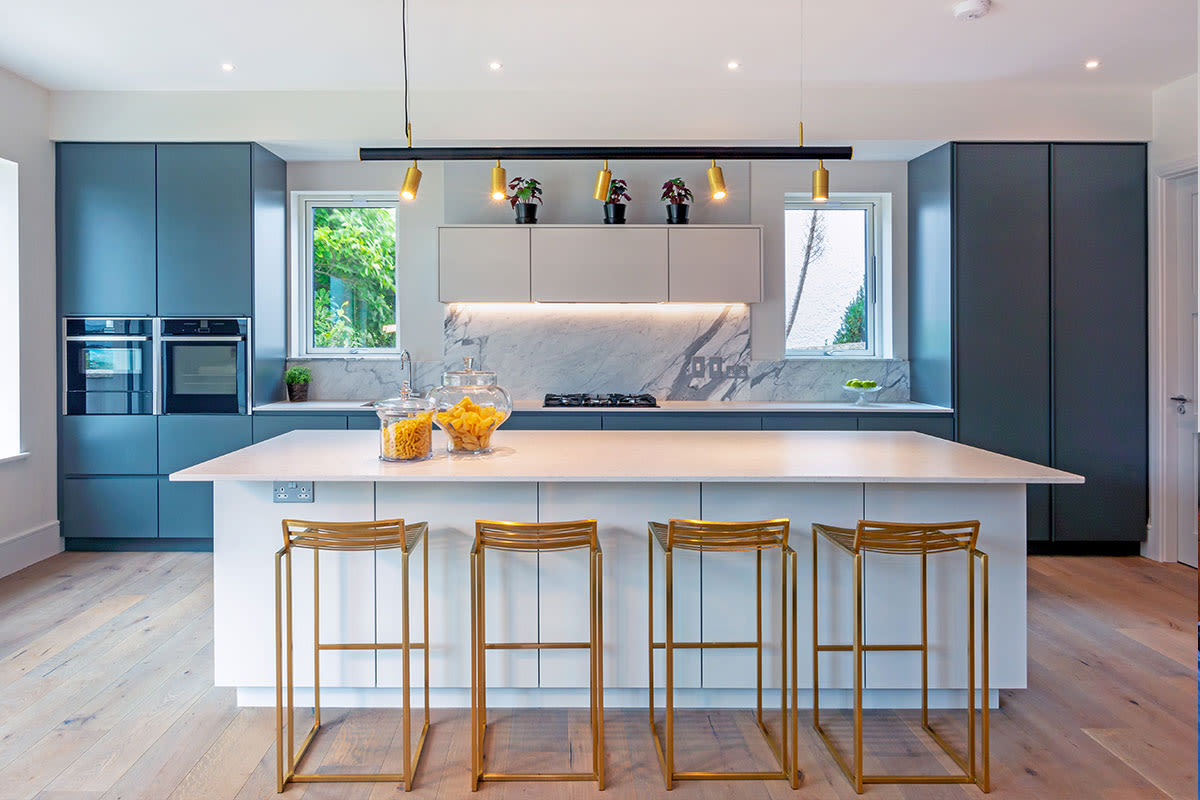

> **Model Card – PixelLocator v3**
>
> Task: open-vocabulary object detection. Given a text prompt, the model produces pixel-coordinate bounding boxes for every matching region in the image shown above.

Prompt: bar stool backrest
[853,519,980,555]
[665,518,790,552]
[282,518,413,552]
[475,519,598,552]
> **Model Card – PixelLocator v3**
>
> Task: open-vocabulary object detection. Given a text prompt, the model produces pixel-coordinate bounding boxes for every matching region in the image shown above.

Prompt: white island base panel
[214,479,1024,710]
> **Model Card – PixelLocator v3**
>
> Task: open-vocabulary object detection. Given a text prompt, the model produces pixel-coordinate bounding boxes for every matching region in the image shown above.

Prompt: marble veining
[288,306,909,402]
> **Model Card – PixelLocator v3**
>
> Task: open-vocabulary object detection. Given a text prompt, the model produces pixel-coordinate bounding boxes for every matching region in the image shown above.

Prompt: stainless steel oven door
[63,319,156,414]
[161,337,248,414]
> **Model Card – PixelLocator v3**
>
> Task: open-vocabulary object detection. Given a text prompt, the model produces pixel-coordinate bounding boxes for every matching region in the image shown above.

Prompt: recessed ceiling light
[1085,59,1101,70]
[220,63,235,72]
[727,60,740,70]
[488,61,502,71]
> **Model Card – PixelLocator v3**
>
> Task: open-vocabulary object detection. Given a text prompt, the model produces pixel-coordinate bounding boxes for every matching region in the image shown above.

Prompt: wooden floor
[0,553,1193,800]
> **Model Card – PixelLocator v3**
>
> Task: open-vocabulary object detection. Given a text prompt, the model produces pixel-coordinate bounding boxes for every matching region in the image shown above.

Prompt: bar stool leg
[595,547,606,789]
[811,532,820,733]
[275,551,284,793]
[790,549,800,789]
[778,545,788,779]
[853,551,864,794]
[286,548,296,774]
[921,549,929,730]
[664,550,674,791]
[756,549,763,729]
[313,551,321,729]
[469,550,479,792]
[402,547,412,791]
[980,552,990,792]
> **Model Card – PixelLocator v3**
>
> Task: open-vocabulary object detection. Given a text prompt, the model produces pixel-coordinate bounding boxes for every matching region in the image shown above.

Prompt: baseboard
[65,537,213,553]
[0,521,63,578]
[1027,541,1142,556]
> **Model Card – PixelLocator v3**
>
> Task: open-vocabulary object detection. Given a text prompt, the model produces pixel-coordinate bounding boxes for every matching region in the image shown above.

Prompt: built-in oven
[160,318,250,414]
[62,318,156,415]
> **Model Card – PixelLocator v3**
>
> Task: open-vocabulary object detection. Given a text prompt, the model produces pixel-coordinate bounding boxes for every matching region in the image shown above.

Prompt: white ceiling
[1,0,1194,93]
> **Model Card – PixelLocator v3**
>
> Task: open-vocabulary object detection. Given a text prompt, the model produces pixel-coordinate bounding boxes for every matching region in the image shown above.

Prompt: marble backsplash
[289,305,909,403]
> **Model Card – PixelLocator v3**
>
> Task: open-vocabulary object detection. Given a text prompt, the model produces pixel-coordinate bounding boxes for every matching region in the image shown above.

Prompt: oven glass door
[162,341,247,414]
[64,339,154,414]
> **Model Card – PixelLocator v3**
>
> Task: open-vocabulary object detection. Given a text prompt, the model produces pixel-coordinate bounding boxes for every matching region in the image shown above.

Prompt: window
[0,158,19,458]
[784,196,882,357]
[295,195,400,356]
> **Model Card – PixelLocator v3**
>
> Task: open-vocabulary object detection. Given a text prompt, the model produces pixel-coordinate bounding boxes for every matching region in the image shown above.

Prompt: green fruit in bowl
[845,379,878,389]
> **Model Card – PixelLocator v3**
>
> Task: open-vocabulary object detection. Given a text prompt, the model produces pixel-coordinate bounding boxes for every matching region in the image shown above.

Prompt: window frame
[292,192,401,358]
[782,194,884,359]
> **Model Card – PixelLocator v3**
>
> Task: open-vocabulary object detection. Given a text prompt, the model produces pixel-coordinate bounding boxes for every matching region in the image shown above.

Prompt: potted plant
[508,177,544,224]
[603,178,631,224]
[660,177,694,224]
[285,366,312,402]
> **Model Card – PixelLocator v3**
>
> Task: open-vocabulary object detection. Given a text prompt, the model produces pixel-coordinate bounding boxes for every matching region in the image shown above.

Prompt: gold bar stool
[470,519,605,790]
[811,519,990,793]
[275,518,431,792]
[647,518,800,790]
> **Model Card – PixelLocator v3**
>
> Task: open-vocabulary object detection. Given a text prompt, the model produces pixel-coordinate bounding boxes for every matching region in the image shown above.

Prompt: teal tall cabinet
[57,142,287,551]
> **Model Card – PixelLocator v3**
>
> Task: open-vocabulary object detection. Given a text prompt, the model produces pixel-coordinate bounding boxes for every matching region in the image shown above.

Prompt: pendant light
[811,160,829,202]
[592,160,612,201]
[490,159,507,200]
[398,0,421,201]
[706,159,727,200]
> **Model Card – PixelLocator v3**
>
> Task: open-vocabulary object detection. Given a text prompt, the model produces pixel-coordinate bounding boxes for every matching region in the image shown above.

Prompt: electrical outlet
[707,356,724,377]
[273,481,314,503]
[689,356,707,376]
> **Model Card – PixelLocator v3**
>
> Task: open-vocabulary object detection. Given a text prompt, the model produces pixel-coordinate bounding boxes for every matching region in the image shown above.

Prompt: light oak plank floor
[0,553,1193,799]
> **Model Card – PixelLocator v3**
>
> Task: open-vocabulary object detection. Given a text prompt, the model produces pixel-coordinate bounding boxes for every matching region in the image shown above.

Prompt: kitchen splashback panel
[288,305,908,402]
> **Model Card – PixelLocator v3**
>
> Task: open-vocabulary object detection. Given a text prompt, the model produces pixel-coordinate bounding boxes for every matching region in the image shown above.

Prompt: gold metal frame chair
[811,520,990,793]
[470,519,605,791]
[647,518,800,790]
[275,518,431,792]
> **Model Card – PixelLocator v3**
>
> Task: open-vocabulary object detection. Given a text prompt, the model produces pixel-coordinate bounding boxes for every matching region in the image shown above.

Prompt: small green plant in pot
[285,366,312,402]
[660,177,694,224]
[508,177,544,224]
[603,179,631,224]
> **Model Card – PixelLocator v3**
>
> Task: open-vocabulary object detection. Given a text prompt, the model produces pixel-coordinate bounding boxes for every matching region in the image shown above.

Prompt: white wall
[1150,74,1198,169]
[0,67,59,576]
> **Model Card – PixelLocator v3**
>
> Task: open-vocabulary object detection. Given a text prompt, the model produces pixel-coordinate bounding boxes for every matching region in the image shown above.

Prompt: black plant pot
[287,383,309,402]
[513,202,539,224]
[666,203,690,225]
[603,203,627,224]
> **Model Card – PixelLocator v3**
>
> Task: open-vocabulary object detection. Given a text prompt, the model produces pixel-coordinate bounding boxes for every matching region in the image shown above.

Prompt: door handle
[1170,396,1191,414]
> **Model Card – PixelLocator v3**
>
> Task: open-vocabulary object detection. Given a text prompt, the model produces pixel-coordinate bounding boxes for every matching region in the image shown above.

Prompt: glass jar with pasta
[374,383,434,462]
[428,357,512,455]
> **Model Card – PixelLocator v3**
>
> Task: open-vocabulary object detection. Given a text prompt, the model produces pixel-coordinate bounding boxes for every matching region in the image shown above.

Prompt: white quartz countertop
[172,429,1080,485]
[253,399,953,414]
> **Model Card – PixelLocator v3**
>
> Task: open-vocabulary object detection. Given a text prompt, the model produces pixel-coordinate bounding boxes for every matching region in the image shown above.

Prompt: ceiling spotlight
[727,60,740,70]
[489,61,502,71]
[490,159,507,200]
[220,63,235,72]
[707,159,727,200]
[1085,59,1101,70]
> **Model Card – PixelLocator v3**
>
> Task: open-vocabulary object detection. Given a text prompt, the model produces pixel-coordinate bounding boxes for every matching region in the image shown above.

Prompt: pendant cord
[402,0,411,147]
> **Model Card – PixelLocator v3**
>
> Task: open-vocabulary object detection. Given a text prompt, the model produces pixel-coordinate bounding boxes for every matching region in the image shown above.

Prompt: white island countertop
[253,399,953,414]
[172,429,1081,485]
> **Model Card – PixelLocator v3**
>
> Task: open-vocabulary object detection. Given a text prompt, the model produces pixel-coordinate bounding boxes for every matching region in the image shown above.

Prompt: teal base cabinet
[857,414,954,439]
[62,477,158,539]
[253,414,349,442]
[61,416,158,475]
[761,415,856,431]
[506,412,603,430]
[158,479,213,539]
[601,412,761,431]
[159,416,253,473]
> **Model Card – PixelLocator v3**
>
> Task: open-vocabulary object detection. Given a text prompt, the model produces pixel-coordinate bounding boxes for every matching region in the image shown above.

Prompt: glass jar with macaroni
[374,383,435,462]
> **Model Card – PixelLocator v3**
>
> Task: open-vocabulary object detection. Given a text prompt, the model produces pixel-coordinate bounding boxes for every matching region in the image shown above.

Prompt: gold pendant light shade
[707,159,727,200]
[490,159,507,200]
[401,161,422,200]
[812,159,829,202]
[593,160,612,201]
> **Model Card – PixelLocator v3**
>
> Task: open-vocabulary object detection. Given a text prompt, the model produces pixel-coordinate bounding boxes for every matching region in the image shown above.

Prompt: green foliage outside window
[833,285,865,346]
[311,207,397,349]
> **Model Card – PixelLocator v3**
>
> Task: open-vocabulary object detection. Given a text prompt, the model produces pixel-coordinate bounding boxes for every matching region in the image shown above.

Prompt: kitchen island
[172,429,1080,710]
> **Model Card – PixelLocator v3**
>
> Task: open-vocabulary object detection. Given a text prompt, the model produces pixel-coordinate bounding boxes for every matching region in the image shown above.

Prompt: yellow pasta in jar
[434,395,507,452]
[381,412,433,461]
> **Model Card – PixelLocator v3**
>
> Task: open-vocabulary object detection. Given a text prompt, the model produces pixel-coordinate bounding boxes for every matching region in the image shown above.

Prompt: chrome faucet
[399,350,413,393]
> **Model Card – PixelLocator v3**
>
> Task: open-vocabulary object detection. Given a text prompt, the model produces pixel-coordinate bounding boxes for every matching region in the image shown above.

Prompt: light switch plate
[273,481,314,503]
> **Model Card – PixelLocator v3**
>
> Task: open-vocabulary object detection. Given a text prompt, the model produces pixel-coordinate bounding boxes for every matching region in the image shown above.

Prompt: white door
[1182,183,1200,567]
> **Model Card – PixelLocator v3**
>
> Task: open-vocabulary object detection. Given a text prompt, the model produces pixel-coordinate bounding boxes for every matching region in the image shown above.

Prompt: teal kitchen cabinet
[158,415,253,473]
[156,144,253,316]
[62,477,158,539]
[158,479,214,539]
[253,414,349,443]
[600,412,761,430]
[60,416,158,475]
[857,414,954,439]
[761,414,857,431]
[57,143,158,316]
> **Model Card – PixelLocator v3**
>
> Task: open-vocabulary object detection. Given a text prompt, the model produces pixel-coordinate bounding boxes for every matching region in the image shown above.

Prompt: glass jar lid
[374,382,434,415]
[441,356,498,388]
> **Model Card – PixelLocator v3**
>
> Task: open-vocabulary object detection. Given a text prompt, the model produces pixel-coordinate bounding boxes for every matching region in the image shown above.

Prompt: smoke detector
[953,0,991,21]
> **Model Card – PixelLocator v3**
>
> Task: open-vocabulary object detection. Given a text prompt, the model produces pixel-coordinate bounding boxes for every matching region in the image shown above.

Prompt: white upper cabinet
[531,227,669,302]
[438,227,531,302]
[437,225,761,303]
[667,227,762,303]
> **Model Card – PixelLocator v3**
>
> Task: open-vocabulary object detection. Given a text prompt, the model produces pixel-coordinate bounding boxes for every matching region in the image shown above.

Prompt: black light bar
[359,145,853,162]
